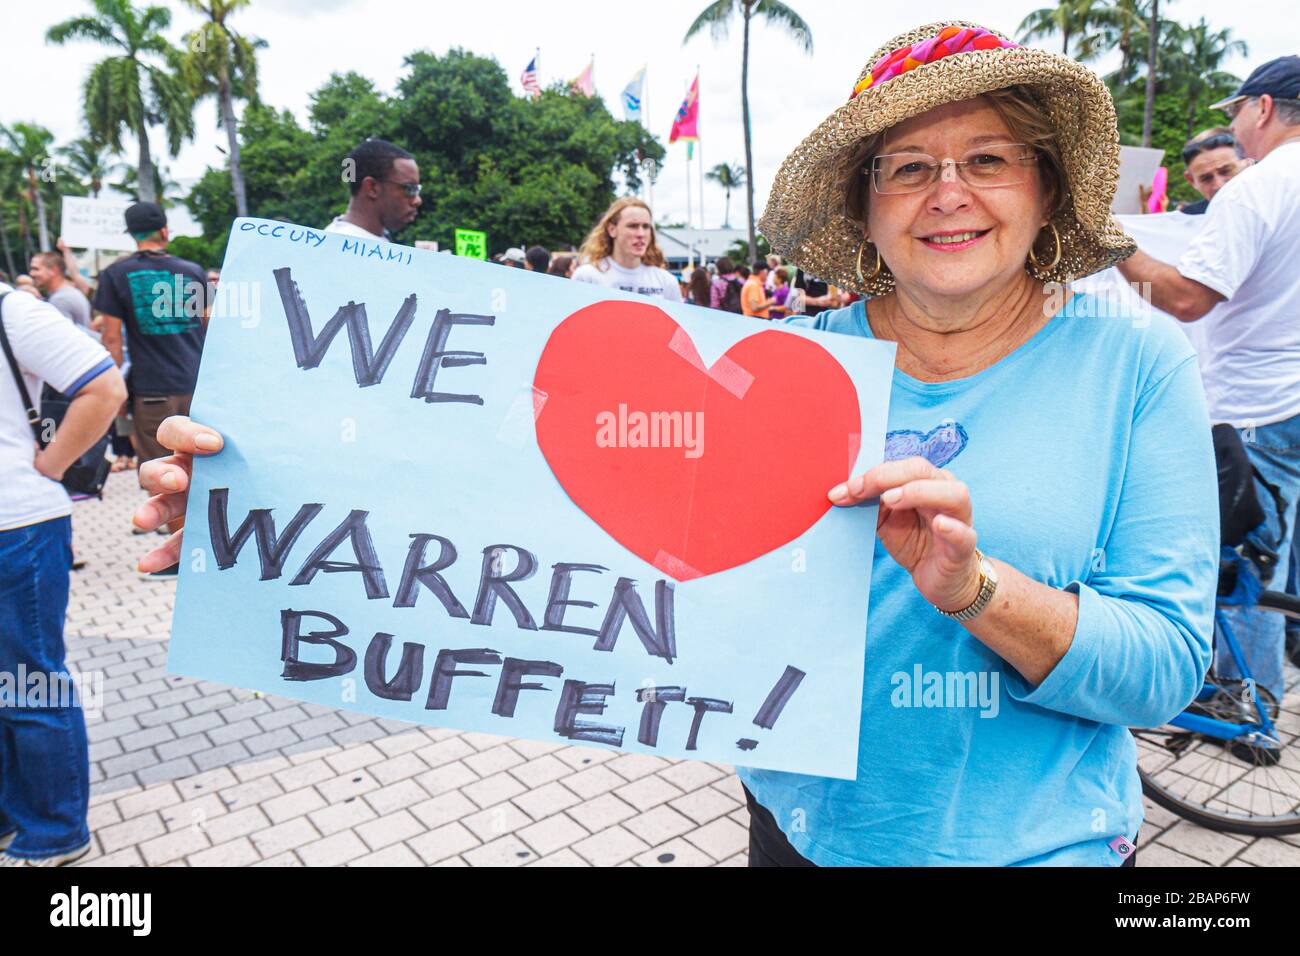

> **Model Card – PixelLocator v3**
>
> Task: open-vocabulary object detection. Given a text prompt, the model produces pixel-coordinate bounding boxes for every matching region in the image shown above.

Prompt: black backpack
[1213,422,1287,584]
[719,277,744,314]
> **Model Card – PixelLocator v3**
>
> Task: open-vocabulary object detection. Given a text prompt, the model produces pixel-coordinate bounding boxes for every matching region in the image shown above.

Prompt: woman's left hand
[829,457,982,613]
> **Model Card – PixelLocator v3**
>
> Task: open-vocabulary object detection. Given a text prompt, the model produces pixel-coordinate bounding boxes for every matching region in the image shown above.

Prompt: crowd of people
[2,24,1298,868]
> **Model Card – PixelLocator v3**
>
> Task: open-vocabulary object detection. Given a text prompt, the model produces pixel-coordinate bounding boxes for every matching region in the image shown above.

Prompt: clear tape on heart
[495,385,549,449]
[848,432,861,475]
[667,326,755,400]
[654,548,704,582]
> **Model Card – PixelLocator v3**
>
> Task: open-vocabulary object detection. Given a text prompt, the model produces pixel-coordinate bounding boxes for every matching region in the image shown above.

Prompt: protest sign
[59,195,133,250]
[168,218,896,778]
[454,228,487,259]
[1113,146,1166,215]
[1073,211,1210,359]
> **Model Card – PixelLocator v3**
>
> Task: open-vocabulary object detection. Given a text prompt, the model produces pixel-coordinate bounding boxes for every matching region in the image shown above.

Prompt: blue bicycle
[1133,549,1300,835]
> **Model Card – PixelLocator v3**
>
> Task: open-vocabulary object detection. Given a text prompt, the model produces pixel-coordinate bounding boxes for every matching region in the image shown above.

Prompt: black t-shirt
[93,250,209,396]
[1180,198,1209,215]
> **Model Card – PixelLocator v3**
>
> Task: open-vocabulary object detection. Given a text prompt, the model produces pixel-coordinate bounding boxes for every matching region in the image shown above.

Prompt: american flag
[520,53,540,99]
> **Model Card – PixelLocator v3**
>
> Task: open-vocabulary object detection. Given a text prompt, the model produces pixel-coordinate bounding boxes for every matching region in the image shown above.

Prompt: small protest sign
[60,196,133,250]
[454,228,487,259]
[168,218,895,777]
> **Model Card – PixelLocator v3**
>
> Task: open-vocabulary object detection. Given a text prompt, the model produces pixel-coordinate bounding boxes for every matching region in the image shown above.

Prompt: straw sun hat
[759,21,1136,296]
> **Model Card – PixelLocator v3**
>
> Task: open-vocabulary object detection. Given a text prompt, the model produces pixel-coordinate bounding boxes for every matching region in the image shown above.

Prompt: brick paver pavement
[58,471,1300,867]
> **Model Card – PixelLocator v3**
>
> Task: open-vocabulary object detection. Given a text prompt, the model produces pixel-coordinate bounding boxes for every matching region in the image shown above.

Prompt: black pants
[743,785,1138,867]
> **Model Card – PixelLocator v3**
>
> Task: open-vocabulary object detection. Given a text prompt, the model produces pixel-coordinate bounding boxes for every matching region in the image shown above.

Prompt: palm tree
[47,0,195,205]
[685,1,812,262]
[706,162,746,227]
[0,123,57,253]
[1164,18,1248,138]
[0,154,24,276]
[178,0,265,218]
[1017,0,1107,57]
[110,161,183,208]
[59,134,115,198]
[1140,0,1162,147]
[1083,0,1147,82]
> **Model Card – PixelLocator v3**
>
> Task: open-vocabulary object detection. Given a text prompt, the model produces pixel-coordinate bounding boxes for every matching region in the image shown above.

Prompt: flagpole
[696,64,704,259]
[686,141,694,271]
[644,66,652,207]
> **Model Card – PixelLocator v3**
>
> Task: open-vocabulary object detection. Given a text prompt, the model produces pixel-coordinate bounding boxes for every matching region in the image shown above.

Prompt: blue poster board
[168,218,896,779]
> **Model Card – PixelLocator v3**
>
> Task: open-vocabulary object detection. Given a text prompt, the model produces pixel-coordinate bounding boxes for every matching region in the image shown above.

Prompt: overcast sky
[2,0,1290,239]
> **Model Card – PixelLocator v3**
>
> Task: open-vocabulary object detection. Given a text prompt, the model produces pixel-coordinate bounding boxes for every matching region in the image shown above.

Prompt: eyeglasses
[1221,98,1251,122]
[867,143,1039,195]
[380,180,421,197]
[1181,132,1237,164]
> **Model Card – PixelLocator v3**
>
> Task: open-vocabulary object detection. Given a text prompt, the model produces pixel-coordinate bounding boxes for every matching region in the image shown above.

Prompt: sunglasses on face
[1181,132,1238,164]
[380,179,422,197]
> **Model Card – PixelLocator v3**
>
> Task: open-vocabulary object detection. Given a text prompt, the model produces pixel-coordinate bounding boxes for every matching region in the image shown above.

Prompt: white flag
[621,67,646,121]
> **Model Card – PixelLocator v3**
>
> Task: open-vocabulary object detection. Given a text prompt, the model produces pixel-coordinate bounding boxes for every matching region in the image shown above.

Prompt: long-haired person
[687,267,712,306]
[572,197,681,301]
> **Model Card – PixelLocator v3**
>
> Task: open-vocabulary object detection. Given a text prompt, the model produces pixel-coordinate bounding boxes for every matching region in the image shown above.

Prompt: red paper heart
[533,301,862,580]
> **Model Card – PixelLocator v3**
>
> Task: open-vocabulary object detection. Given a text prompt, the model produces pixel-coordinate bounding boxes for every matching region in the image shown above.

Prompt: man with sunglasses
[326,138,423,241]
[1118,55,1300,704]
[1179,127,1249,214]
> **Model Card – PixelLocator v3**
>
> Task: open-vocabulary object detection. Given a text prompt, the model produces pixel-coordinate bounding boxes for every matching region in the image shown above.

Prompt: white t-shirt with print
[1178,139,1300,427]
[1,285,115,531]
[571,258,683,302]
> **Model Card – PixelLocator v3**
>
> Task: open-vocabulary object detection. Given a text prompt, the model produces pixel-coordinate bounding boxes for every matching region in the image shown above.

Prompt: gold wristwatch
[936,549,998,622]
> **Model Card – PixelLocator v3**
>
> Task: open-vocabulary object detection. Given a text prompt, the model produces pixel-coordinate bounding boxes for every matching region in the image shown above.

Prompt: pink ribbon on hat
[851,26,1018,99]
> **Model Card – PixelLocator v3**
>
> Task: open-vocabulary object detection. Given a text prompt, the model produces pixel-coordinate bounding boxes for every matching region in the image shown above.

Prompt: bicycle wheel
[1133,594,1300,836]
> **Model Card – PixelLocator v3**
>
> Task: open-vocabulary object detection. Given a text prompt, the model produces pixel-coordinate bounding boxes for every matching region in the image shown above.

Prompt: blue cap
[1211,55,1300,110]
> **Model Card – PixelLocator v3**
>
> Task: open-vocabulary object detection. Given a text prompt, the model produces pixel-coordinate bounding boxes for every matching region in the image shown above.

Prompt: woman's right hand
[133,416,224,572]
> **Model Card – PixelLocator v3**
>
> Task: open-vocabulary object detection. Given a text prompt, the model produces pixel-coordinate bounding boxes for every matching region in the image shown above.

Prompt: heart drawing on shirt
[884,422,968,469]
[533,300,863,581]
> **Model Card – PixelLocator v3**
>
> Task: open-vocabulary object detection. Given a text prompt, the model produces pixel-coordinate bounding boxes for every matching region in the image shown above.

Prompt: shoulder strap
[0,293,46,444]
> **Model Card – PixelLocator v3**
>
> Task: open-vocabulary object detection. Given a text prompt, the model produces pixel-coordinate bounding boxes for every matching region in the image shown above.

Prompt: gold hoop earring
[1028,222,1062,272]
[856,239,882,283]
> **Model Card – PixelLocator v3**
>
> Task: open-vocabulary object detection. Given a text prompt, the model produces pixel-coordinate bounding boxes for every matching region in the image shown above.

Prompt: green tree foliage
[1115,87,1238,205]
[0,123,59,253]
[1018,0,1111,56]
[183,49,663,261]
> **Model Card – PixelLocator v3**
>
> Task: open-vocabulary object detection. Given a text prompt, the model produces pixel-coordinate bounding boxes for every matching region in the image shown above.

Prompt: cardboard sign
[59,196,134,250]
[1073,211,1210,358]
[1113,146,1167,215]
[168,218,896,777]
[454,228,487,259]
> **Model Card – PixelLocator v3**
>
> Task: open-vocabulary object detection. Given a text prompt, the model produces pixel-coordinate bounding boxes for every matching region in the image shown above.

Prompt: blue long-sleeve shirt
[737,293,1219,866]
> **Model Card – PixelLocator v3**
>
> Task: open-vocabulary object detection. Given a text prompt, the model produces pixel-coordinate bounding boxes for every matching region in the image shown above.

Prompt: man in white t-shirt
[572,198,682,302]
[324,139,422,241]
[0,284,126,866]
[1117,56,1300,700]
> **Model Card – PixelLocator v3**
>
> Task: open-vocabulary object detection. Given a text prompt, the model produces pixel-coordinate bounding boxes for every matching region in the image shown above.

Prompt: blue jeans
[1217,411,1300,700]
[0,516,90,858]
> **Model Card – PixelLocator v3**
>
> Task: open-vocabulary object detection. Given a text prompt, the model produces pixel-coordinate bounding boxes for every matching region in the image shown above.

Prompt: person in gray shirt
[29,252,95,338]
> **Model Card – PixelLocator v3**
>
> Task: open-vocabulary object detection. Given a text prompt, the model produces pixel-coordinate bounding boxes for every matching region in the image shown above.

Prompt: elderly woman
[740,21,1219,866]
[135,22,1219,868]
